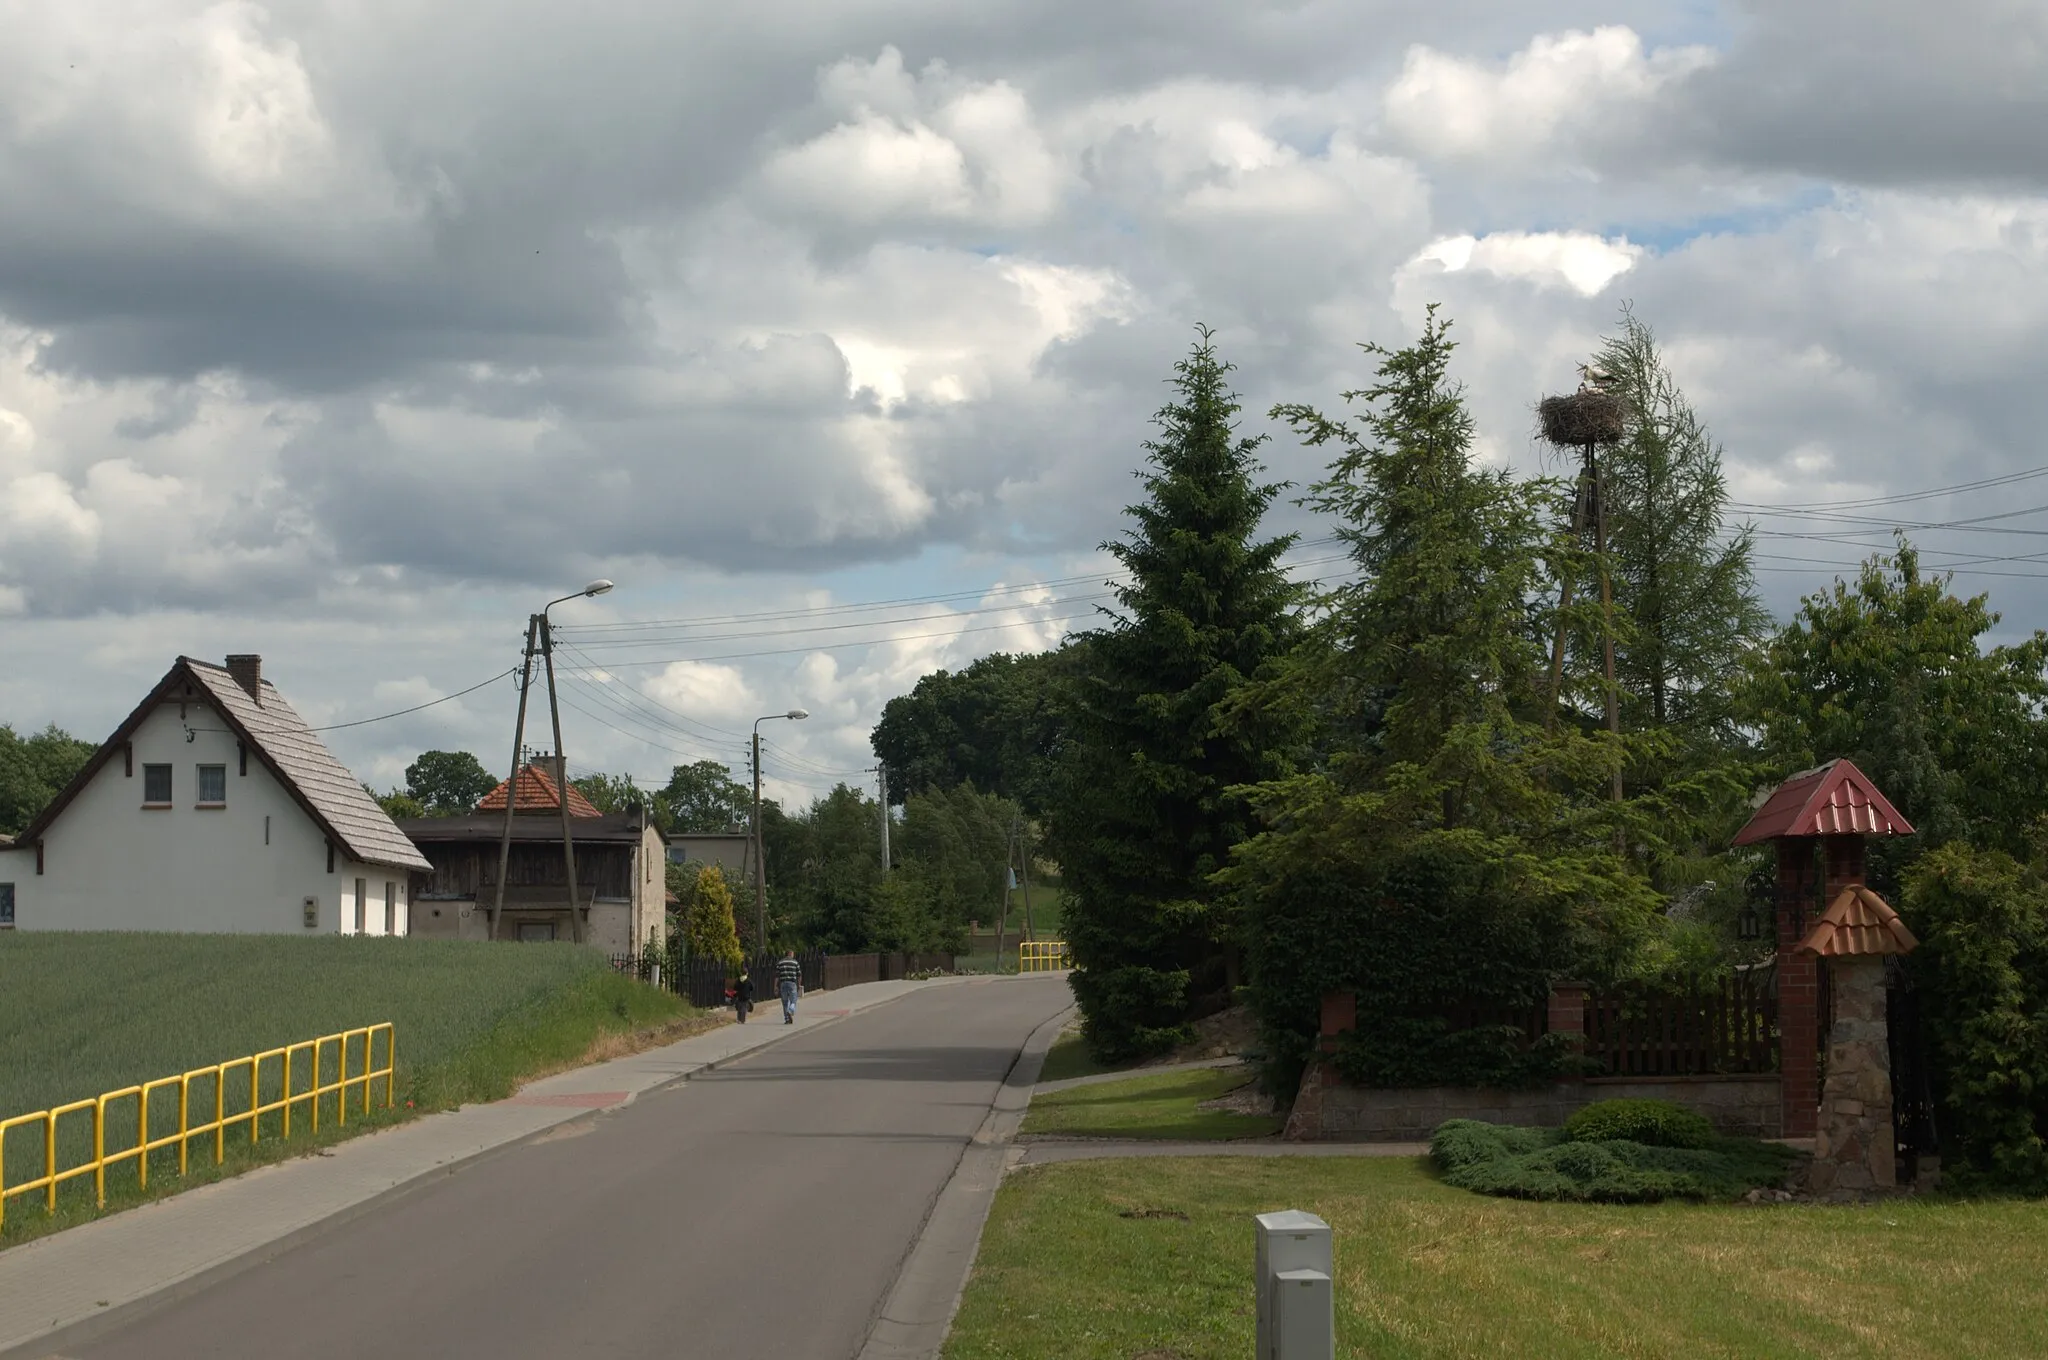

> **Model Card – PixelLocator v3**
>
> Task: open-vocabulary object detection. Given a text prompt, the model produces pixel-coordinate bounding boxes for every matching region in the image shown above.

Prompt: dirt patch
[1119,1208,1191,1221]
[1140,1004,1257,1068]
[1195,1077,1279,1118]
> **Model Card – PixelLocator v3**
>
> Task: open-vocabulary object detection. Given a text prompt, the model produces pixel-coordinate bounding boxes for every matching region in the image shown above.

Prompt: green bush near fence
[0,933,692,1241]
[1430,1118,1798,1203]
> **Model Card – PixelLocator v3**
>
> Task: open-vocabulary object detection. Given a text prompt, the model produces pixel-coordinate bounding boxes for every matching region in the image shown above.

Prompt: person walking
[732,969,755,1024]
[775,950,803,1025]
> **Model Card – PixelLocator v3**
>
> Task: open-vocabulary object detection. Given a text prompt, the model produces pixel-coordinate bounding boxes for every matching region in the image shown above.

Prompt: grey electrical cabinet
[1255,1210,1333,1360]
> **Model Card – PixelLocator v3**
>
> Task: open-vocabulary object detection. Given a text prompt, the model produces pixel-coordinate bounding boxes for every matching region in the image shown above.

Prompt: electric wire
[307,669,516,731]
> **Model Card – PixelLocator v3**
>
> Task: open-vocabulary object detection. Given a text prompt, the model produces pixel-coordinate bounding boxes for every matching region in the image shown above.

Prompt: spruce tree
[1583,309,1769,737]
[1044,329,1303,1062]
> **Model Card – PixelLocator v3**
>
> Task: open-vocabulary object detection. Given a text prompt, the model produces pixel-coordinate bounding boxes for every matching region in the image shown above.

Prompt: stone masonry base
[1284,1064,1784,1142]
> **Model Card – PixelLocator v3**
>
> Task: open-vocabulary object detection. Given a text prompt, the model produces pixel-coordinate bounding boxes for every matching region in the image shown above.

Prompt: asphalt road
[64,976,1073,1360]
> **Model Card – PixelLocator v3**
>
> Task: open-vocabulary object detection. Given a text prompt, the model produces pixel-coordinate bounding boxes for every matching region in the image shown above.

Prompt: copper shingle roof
[1732,758,1915,845]
[477,764,603,818]
[1796,885,1920,957]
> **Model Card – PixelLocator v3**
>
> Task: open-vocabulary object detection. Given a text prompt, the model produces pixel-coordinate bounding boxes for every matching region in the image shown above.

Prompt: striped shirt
[775,956,803,990]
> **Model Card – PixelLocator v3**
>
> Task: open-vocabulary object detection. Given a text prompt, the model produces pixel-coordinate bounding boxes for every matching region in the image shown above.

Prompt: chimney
[538,753,568,793]
[225,654,263,704]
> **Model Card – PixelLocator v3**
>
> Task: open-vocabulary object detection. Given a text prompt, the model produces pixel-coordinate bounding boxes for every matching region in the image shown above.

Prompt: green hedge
[1562,1098,1714,1149]
[1431,1118,1798,1203]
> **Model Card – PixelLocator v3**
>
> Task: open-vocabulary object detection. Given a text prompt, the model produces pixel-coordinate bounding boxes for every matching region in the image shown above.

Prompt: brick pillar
[1318,991,1357,1053]
[1777,842,1820,1139]
[1547,982,1588,1051]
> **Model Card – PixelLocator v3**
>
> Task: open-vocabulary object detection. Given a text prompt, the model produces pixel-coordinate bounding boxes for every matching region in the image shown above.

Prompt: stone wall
[1284,1065,1783,1142]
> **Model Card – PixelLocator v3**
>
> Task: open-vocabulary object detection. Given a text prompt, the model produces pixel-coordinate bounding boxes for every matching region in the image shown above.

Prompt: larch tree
[1584,309,1770,739]
[1043,328,1304,1063]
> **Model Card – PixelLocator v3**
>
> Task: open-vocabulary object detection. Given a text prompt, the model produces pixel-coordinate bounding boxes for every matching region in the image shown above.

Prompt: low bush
[1562,1098,1714,1149]
[1429,1118,1798,1203]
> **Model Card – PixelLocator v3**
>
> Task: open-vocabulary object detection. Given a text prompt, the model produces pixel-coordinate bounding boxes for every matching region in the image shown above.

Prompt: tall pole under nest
[1539,372,1628,807]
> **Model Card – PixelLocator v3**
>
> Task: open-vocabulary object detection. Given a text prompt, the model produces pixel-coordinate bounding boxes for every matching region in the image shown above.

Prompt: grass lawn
[1021,1067,1282,1141]
[1036,1029,1120,1085]
[945,1156,2048,1360]
[0,933,712,1245]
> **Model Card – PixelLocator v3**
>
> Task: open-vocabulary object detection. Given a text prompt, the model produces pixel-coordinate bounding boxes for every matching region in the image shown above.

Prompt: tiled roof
[1797,885,1920,957]
[183,661,432,873]
[398,812,652,843]
[1733,759,1915,845]
[477,765,603,818]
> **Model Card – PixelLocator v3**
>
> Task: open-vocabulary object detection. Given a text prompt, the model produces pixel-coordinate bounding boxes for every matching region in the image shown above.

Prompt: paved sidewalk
[0,977,953,1359]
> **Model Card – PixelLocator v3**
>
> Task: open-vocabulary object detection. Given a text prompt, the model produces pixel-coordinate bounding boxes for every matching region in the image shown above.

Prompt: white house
[0,655,430,935]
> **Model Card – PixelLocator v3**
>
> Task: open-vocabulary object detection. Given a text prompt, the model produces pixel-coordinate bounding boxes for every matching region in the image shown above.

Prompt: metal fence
[0,1023,396,1228]
[609,949,956,1007]
[1017,940,1071,973]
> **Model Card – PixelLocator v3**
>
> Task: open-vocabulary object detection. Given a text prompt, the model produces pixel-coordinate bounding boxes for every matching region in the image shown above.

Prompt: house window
[196,764,227,806]
[517,921,556,943]
[355,877,367,934]
[384,882,396,936]
[143,764,172,806]
[0,883,14,928]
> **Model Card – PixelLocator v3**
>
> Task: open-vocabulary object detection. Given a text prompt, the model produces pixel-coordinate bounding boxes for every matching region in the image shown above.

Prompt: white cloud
[1384,26,1715,164]
[1405,231,1643,297]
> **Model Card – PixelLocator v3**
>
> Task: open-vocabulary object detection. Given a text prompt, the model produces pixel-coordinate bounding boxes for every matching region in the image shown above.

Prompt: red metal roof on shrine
[477,765,603,817]
[1797,886,1920,957]
[1732,758,1915,845]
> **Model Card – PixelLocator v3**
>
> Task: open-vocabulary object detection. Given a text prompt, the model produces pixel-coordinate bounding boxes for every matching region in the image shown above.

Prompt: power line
[308,669,515,731]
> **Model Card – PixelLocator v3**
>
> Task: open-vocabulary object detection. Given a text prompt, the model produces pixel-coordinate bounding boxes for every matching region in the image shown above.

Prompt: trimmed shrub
[1563,1098,1714,1149]
[1431,1117,1797,1204]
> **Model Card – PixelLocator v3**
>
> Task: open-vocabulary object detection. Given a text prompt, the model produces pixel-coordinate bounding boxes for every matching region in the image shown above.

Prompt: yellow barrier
[1018,940,1072,973]
[0,1023,395,1229]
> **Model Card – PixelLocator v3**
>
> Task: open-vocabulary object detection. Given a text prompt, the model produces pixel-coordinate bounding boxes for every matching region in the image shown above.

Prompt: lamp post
[750,708,809,950]
[491,579,614,945]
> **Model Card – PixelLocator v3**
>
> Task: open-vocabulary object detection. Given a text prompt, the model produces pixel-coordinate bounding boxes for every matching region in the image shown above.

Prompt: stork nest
[1538,391,1628,446]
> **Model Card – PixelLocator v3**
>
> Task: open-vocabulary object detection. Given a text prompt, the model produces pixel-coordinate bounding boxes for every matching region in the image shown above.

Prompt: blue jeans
[780,979,799,1019]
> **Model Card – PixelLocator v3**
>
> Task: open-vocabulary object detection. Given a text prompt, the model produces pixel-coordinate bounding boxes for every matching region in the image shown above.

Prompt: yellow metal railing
[1018,940,1072,973]
[0,1023,395,1228]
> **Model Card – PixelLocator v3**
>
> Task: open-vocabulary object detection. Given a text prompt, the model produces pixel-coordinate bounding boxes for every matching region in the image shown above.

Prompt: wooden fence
[1581,974,1777,1077]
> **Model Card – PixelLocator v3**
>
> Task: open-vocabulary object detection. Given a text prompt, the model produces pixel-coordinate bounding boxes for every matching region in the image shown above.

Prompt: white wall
[0,701,412,935]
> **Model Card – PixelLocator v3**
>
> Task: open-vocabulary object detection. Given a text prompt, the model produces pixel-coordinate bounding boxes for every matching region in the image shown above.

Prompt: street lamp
[490,578,618,945]
[751,708,810,950]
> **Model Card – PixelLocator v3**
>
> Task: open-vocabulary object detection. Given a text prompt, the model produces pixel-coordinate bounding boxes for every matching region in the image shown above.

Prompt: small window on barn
[143,764,173,806]
[196,764,227,806]
[0,883,14,928]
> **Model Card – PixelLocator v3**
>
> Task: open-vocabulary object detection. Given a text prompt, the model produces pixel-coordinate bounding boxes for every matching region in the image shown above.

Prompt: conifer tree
[1580,309,1769,737]
[1043,328,1303,1062]
[683,864,744,968]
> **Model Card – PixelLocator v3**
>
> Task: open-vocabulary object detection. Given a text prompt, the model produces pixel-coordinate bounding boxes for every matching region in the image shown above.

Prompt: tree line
[869,309,2048,1190]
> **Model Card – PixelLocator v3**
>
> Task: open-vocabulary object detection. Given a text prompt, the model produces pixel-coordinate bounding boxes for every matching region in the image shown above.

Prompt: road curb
[857,1000,1076,1360]
[0,979,948,1360]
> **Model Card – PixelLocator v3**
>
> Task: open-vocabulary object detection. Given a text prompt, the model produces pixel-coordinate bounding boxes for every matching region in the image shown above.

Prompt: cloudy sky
[3,1,2045,804]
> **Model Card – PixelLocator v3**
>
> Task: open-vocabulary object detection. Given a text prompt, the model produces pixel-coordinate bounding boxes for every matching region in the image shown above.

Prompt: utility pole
[876,765,891,870]
[1013,814,1036,943]
[539,614,583,944]
[490,617,540,942]
[752,729,765,951]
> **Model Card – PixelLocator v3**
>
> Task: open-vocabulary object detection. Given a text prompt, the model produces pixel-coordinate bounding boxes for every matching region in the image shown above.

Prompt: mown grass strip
[1020,1067,1282,1141]
[944,1156,2048,1360]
